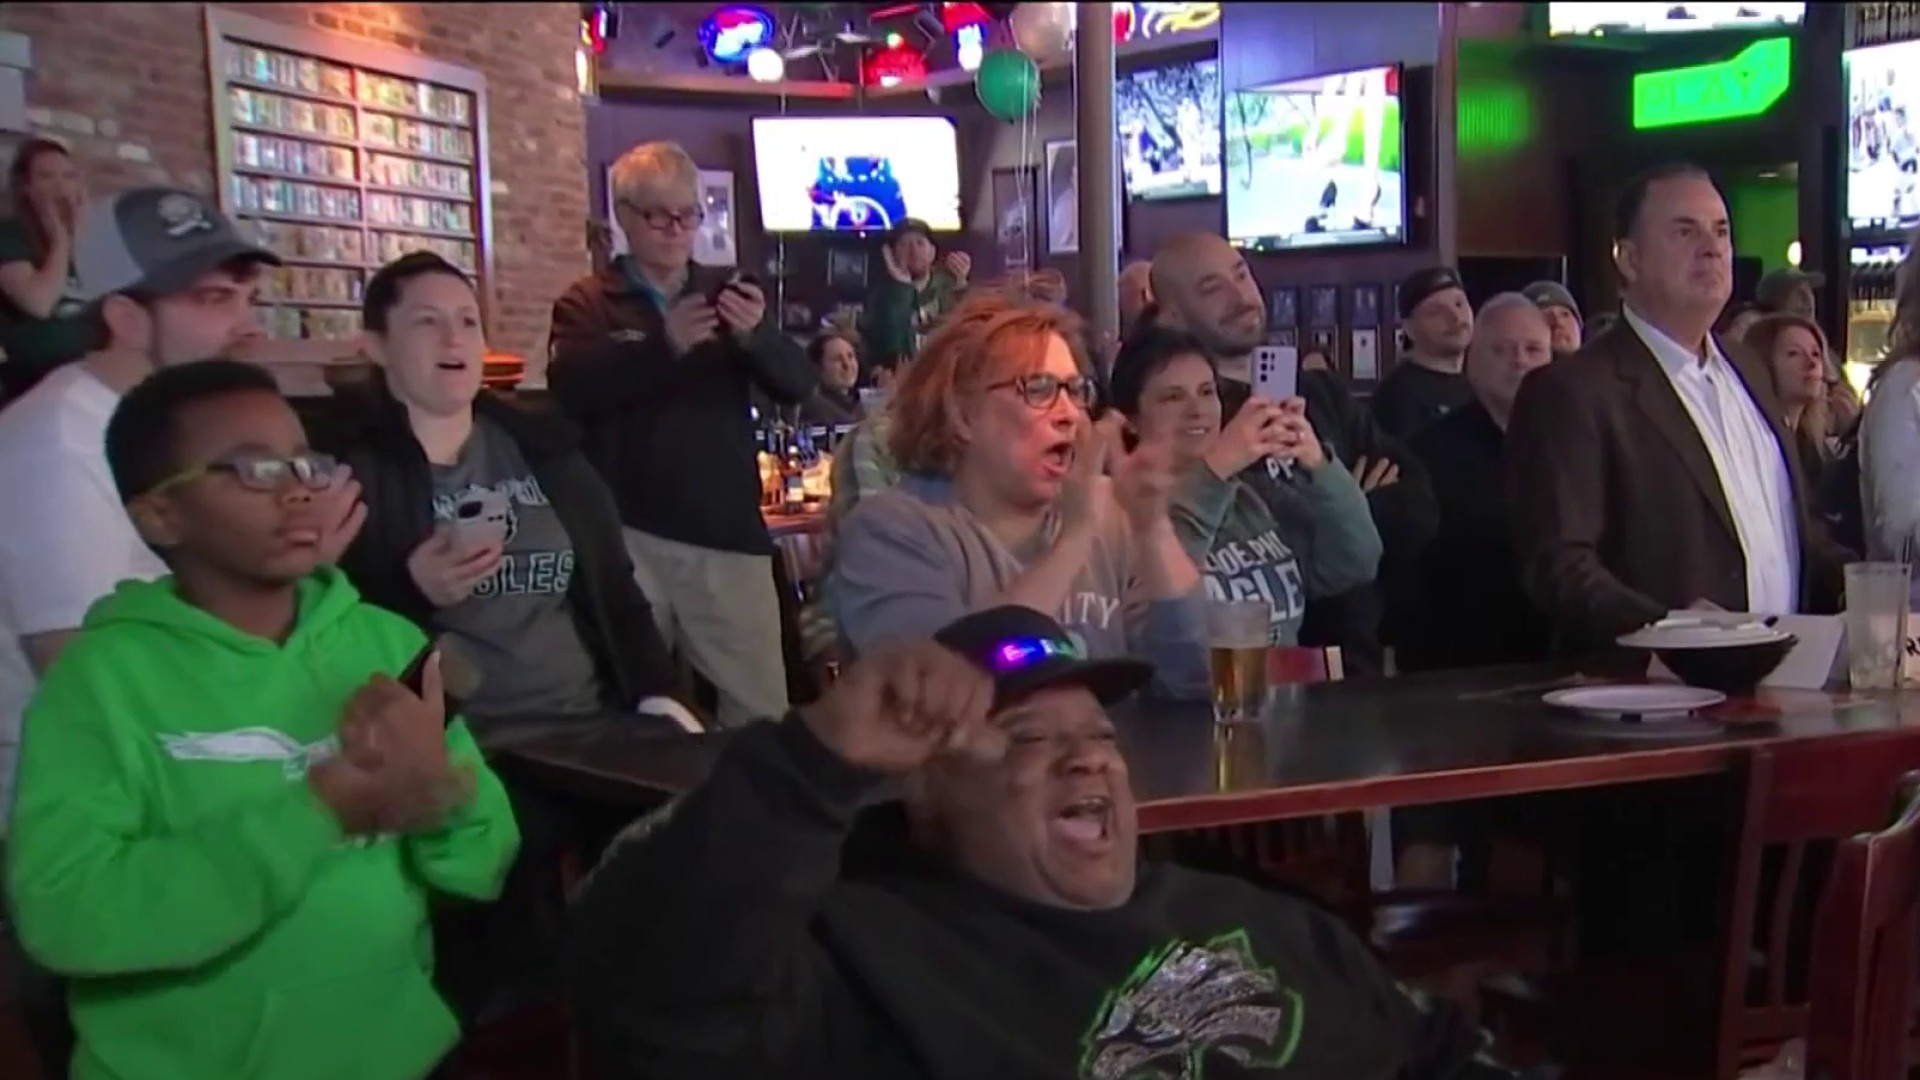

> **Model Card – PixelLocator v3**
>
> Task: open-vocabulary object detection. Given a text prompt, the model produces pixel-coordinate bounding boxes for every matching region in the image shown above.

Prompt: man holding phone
[550,142,815,728]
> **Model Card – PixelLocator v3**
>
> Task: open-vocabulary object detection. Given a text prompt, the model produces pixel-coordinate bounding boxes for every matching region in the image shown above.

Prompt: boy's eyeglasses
[148,451,339,497]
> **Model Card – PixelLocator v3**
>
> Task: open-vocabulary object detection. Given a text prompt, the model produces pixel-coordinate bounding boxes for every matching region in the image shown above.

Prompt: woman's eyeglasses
[148,451,339,497]
[991,373,1097,411]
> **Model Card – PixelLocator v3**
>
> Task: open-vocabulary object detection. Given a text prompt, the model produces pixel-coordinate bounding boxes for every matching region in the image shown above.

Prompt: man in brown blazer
[1506,163,1850,656]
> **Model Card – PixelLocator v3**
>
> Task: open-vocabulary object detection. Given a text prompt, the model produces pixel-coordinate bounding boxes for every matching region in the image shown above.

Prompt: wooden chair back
[1804,771,1920,1080]
[1714,738,1920,1078]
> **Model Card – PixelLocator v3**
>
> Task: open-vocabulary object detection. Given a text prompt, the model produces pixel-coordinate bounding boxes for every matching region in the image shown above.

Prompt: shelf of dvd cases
[204,8,489,342]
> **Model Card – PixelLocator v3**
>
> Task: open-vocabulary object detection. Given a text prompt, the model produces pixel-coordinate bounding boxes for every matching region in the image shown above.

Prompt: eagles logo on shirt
[1079,930,1301,1079]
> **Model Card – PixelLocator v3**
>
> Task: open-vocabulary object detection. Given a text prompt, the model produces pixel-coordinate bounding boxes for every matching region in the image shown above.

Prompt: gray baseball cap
[75,187,279,303]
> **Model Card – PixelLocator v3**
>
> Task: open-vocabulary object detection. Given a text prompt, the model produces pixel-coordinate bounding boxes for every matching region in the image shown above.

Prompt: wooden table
[494,664,1920,833]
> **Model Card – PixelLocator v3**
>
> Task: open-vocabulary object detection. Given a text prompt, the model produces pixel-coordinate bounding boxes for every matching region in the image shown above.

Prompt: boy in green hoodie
[5,359,520,1080]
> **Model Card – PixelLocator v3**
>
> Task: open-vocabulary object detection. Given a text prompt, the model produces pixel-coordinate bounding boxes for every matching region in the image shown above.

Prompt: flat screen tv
[751,116,962,234]
[1225,65,1405,252]
[1548,3,1804,37]
[1117,58,1222,201]
[1846,39,1920,237]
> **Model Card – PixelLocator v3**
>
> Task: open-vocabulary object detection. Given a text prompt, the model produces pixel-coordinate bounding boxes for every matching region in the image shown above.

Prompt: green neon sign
[1632,37,1792,131]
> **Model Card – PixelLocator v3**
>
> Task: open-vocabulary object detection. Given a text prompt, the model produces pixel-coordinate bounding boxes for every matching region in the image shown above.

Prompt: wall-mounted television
[1117,58,1222,201]
[1548,3,1804,37]
[750,116,962,234]
[1846,39,1920,238]
[1225,64,1405,252]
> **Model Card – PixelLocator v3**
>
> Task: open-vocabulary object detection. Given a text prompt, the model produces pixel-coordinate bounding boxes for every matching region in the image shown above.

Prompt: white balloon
[746,47,785,84]
[1009,2,1076,64]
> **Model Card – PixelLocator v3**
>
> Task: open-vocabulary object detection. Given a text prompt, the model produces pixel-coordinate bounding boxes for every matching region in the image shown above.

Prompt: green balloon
[975,48,1040,122]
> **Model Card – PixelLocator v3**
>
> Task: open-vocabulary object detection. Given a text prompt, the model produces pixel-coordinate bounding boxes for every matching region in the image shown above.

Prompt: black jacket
[1223,371,1439,672]
[312,387,681,712]
[1401,402,1550,672]
[571,719,1518,1080]
[548,259,816,556]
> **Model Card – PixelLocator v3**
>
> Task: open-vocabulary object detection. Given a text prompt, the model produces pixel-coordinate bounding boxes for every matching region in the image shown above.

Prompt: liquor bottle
[782,425,806,512]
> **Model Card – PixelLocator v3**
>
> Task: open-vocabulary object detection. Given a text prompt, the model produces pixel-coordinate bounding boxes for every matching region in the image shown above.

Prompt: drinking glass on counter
[1844,561,1910,690]
[1206,599,1271,724]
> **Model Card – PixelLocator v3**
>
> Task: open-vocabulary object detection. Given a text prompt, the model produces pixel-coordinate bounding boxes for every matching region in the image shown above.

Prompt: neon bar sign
[1632,37,1792,130]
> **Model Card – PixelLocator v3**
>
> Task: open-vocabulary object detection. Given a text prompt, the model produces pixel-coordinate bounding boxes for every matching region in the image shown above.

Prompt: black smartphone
[706,272,760,305]
[399,639,479,726]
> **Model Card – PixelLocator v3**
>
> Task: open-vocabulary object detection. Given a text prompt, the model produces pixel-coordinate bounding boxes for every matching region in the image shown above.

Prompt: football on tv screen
[1117,59,1223,201]
[1846,39,1920,236]
[1225,65,1405,252]
[751,116,962,234]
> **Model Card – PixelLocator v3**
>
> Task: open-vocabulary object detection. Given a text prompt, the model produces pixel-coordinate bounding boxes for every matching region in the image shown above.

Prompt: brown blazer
[1505,319,1851,655]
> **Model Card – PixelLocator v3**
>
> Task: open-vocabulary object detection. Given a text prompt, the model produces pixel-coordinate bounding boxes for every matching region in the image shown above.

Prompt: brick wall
[0,1,589,363]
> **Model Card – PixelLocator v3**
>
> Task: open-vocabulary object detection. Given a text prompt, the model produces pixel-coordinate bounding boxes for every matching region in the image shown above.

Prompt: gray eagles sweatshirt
[827,474,1209,700]
[1168,458,1384,646]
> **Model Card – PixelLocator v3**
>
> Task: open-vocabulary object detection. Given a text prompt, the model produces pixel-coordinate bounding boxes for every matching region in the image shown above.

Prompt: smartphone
[449,492,510,551]
[399,638,480,726]
[1251,345,1300,401]
[706,271,760,306]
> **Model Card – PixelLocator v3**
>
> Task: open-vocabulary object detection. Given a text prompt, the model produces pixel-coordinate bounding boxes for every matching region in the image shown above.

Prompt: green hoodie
[5,569,520,1080]
[859,270,963,367]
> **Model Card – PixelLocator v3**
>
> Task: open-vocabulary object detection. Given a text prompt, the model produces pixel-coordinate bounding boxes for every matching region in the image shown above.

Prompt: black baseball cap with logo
[934,606,1151,710]
[1397,265,1465,320]
[74,187,280,303]
[890,217,934,247]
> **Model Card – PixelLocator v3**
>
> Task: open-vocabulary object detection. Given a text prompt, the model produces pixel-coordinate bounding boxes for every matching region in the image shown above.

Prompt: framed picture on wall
[1044,140,1079,255]
[1267,286,1299,329]
[1043,139,1131,257]
[694,169,737,266]
[1349,284,1382,329]
[605,166,738,267]
[827,248,868,291]
[991,166,1037,272]
[1306,285,1340,329]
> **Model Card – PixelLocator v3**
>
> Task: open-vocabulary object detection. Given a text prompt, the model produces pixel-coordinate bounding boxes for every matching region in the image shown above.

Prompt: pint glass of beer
[1206,599,1271,724]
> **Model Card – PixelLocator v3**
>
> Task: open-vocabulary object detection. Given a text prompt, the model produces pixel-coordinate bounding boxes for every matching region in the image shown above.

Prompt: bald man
[1150,233,1436,673]
[1117,260,1154,336]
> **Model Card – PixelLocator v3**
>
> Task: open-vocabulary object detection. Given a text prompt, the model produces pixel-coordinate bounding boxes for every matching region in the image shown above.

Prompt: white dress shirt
[1623,306,1801,614]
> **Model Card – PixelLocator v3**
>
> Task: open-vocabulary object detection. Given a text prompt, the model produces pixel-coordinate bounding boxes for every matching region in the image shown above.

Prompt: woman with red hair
[827,292,1207,698]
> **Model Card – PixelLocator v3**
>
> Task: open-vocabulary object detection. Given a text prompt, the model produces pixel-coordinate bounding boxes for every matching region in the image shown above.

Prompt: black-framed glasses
[622,201,705,233]
[148,451,338,497]
[990,373,1097,412]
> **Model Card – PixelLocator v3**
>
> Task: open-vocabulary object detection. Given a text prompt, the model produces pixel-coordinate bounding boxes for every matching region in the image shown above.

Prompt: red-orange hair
[885,290,1091,475]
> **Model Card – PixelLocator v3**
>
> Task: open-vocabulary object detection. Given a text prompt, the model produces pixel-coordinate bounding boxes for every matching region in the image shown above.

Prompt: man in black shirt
[572,606,1520,1080]
[1403,292,1555,671]
[1372,267,1477,439]
[548,141,815,727]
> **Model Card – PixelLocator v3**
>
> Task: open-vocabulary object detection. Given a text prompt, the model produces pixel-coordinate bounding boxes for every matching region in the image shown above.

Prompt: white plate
[1617,623,1793,651]
[1542,684,1728,721]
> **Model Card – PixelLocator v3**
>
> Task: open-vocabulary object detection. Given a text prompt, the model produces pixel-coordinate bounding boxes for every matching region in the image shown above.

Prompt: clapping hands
[311,652,473,835]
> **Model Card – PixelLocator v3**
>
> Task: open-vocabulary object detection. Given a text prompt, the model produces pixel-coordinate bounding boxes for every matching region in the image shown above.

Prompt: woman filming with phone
[311,251,694,1028]
[1108,327,1382,646]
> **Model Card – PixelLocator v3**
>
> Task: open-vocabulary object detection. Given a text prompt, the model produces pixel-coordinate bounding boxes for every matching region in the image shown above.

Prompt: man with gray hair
[549,141,815,727]
[1403,293,1555,672]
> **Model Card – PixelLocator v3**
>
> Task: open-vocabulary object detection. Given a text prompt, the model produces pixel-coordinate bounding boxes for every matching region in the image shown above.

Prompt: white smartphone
[1251,345,1299,401]
[450,491,512,551]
